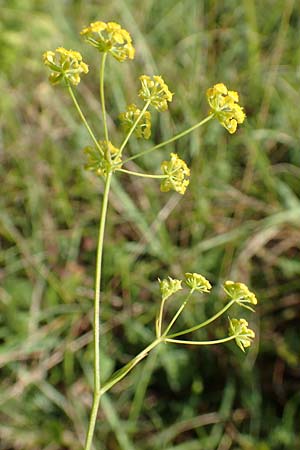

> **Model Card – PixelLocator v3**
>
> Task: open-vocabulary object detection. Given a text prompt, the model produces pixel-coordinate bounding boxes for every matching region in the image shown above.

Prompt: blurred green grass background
[1,0,300,449]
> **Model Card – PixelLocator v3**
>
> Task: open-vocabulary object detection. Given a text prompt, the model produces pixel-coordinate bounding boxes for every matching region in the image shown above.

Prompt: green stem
[84,171,112,450]
[99,338,161,396]
[163,290,194,336]
[100,53,109,144]
[167,299,235,339]
[165,335,237,346]
[67,85,103,156]
[156,297,167,338]
[123,114,214,163]
[116,168,167,179]
[117,100,151,158]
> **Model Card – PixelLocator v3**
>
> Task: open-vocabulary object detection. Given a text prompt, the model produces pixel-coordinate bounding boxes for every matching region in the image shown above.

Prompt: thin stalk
[123,114,214,163]
[116,168,167,179]
[165,335,237,346]
[99,338,162,396]
[117,100,151,158]
[100,53,109,143]
[156,297,167,338]
[167,299,236,339]
[67,84,103,156]
[84,171,112,450]
[163,290,194,336]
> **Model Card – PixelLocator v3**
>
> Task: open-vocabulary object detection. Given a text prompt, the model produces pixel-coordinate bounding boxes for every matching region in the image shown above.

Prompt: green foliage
[1,0,300,449]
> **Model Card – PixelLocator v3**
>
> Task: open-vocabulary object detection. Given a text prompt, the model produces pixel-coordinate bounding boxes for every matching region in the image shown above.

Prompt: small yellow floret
[206,83,245,134]
[160,153,190,195]
[229,318,255,352]
[119,104,152,139]
[80,21,135,62]
[139,75,173,112]
[184,273,212,293]
[159,277,182,301]
[43,47,88,86]
[224,280,257,306]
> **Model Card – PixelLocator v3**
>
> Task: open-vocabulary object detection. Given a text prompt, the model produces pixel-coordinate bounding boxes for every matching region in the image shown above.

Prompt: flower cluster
[160,153,190,195]
[159,277,182,301]
[184,273,212,293]
[80,21,135,62]
[206,83,245,134]
[119,104,152,139]
[139,75,173,111]
[228,318,255,352]
[43,47,88,86]
[84,140,122,177]
[224,280,257,310]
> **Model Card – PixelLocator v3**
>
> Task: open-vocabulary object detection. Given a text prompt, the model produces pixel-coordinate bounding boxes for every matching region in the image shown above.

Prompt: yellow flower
[206,83,246,133]
[84,140,122,177]
[80,21,135,62]
[139,75,173,112]
[119,104,151,139]
[224,281,257,311]
[43,47,88,86]
[159,277,182,301]
[228,318,255,352]
[160,153,190,195]
[184,273,212,293]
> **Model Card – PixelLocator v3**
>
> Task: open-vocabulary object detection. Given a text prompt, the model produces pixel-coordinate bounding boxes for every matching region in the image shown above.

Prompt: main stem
[84,171,112,450]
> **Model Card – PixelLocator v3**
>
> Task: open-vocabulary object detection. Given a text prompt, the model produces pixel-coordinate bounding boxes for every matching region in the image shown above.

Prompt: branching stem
[167,298,236,339]
[123,114,214,163]
[165,335,237,346]
[117,100,151,158]
[163,290,194,336]
[67,85,103,155]
[117,168,167,179]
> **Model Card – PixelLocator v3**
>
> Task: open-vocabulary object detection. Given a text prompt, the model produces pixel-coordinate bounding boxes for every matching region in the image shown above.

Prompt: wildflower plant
[43,20,256,450]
